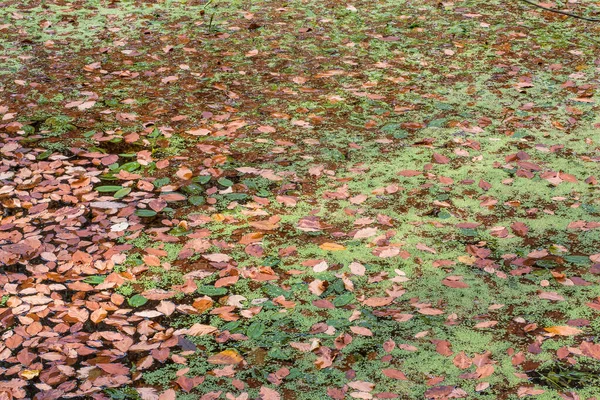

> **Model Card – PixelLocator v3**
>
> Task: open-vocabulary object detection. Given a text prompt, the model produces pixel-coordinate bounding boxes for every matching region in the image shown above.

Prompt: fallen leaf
[319,242,346,251]
[544,326,583,336]
[207,349,244,364]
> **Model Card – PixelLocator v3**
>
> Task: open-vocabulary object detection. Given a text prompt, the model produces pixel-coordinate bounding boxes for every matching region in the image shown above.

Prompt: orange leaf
[214,275,239,288]
[239,232,264,245]
[90,308,108,324]
[192,298,214,313]
[418,308,444,316]
[319,243,346,251]
[207,349,244,365]
[544,326,583,336]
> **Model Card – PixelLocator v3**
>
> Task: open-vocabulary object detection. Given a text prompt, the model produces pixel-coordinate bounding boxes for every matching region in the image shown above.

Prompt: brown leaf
[350,326,373,336]
[214,275,239,288]
[382,368,408,380]
[176,324,218,336]
[97,363,130,375]
[418,308,444,316]
[434,340,453,357]
[539,289,566,300]
[157,300,176,316]
[580,341,600,359]
[453,351,472,369]
[424,386,453,398]
[259,386,281,400]
[476,364,494,379]
[363,297,394,307]
[90,308,108,324]
[474,320,498,329]
[432,153,450,164]
[517,387,545,397]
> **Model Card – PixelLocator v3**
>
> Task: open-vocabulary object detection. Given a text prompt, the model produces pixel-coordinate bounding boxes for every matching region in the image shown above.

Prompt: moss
[116,282,135,297]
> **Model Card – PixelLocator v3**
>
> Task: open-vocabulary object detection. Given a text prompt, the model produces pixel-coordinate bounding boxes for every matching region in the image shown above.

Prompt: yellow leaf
[544,326,583,336]
[458,255,475,265]
[212,214,226,222]
[207,349,244,365]
[319,243,346,251]
[21,370,40,380]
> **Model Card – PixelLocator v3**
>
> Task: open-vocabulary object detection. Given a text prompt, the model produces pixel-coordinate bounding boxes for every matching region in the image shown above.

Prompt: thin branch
[517,0,600,22]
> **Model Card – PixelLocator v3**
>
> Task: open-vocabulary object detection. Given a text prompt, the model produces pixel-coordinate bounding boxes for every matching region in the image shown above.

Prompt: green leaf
[37,150,52,160]
[148,128,162,138]
[170,225,190,236]
[221,321,242,332]
[193,175,212,184]
[225,193,248,201]
[264,284,288,299]
[84,275,106,285]
[114,187,131,199]
[197,285,228,296]
[438,210,452,219]
[128,294,148,307]
[459,228,478,237]
[380,123,401,133]
[96,185,123,193]
[327,318,350,328]
[333,292,354,307]
[183,183,203,194]
[564,255,590,266]
[392,131,408,139]
[268,347,289,360]
[135,209,157,217]
[119,161,141,172]
[189,195,205,206]
[536,260,558,269]
[581,204,598,214]
[434,102,453,110]
[247,321,265,339]
[262,256,280,267]
[100,173,118,181]
[218,178,234,187]
[428,118,447,128]
[153,177,171,188]
[256,189,270,197]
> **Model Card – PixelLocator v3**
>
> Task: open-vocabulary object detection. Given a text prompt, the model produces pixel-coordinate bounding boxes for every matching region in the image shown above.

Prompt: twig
[517,0,600,22]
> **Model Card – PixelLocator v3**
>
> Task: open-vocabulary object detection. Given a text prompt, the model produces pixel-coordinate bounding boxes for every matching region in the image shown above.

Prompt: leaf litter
[1,0,600,399]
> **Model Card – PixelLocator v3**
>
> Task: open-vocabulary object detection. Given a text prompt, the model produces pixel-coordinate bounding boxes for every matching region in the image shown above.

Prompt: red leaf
[96,363,130,375]
[432,153,450,164]
[382,368,408,380]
